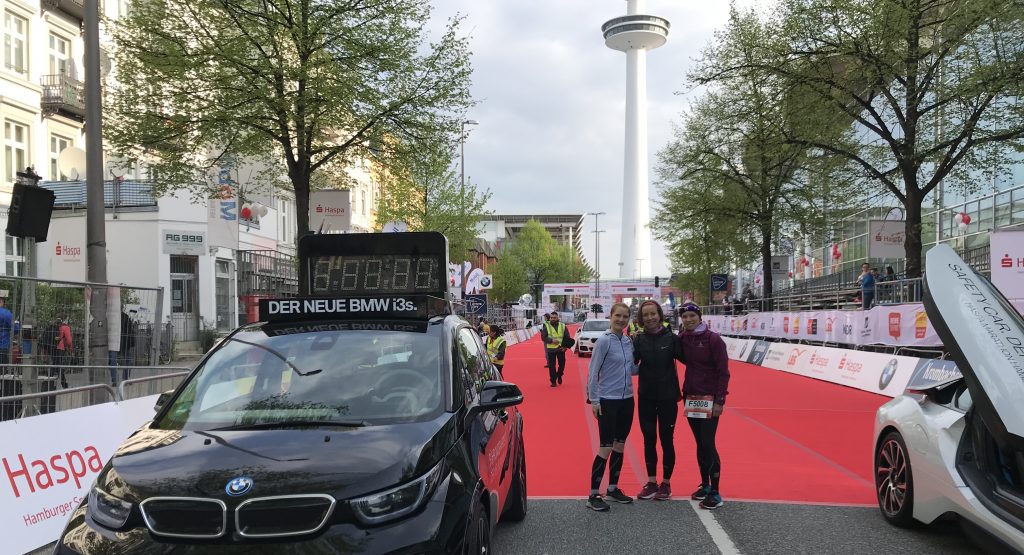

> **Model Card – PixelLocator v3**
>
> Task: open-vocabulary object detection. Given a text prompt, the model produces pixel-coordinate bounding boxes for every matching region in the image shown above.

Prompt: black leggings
[687,416,721,490]
[638,397,677,480]
[546,349,565,383]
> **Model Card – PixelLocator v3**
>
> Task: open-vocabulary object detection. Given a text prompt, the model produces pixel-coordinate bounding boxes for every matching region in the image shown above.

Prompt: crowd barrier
[704,299,1024,348]
[719,335,962,399]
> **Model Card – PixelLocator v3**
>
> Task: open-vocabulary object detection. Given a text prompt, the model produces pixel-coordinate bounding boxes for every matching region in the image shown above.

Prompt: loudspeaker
[5,184,56,242]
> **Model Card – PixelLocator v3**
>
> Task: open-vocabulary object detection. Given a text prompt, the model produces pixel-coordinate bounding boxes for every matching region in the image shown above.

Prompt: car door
[923,244,1024,524]
[456,328,513,505]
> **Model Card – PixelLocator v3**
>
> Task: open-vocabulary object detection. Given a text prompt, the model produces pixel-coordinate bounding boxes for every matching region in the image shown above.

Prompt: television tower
[602,1,669,278]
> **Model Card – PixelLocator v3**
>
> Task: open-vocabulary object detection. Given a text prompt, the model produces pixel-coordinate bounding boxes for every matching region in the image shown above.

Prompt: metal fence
[0,275,167,419]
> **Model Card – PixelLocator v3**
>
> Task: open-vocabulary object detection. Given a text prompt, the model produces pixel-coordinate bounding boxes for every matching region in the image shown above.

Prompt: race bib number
[684,395,715,419]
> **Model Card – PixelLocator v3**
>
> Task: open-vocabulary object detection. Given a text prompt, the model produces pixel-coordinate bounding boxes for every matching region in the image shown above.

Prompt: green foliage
[109,0,475,291]
[374,143,492,262]
[488,220,592,303]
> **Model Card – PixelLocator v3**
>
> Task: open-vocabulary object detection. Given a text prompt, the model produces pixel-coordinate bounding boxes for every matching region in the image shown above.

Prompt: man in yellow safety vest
[541,312,571,387]
[486,326,506,372]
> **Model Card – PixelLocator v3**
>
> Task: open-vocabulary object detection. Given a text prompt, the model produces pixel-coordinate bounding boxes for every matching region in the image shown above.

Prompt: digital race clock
[298,232,449,297]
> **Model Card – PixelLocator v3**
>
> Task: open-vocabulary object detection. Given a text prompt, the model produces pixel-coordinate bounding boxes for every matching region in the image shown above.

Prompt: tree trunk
[760,222,773,309]
[903,187,924,278]
[294,172,311,296]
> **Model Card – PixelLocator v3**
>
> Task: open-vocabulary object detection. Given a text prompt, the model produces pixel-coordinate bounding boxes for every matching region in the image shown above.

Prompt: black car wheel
[466,499,490,555]
[876,431,916,527]
[501,442,527,522]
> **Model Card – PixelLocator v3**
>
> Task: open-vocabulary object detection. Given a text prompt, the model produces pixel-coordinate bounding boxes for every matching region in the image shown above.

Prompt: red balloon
[788,271,793,277]
[241,206,253,219]
[962,214,971,224]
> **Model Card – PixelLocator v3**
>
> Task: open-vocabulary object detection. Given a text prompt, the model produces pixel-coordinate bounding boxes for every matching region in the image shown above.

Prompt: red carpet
[506,332,885,505]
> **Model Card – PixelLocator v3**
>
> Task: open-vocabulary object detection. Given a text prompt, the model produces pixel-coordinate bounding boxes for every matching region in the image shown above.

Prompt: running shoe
[587,495,609,512]
[654,482,672,500]
[699,491,723,510]
[690,484,710,501]
[637,482,659,500]
[605,488,633,504]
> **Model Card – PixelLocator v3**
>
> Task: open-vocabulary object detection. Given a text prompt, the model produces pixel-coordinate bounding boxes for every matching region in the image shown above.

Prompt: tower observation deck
[602,0,669,279]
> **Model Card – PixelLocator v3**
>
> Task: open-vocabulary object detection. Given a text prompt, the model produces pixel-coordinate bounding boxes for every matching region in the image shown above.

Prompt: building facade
[478,214,587,261]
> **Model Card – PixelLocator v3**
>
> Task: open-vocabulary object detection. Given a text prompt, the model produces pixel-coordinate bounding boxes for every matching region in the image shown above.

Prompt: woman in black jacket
[632,300,685,500]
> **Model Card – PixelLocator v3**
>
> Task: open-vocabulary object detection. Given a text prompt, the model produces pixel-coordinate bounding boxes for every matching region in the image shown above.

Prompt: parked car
[574,319,610,357]
[873,244,1023,552]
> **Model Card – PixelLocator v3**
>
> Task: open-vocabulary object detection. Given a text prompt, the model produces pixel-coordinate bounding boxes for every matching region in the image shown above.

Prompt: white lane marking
[689,500,741,555]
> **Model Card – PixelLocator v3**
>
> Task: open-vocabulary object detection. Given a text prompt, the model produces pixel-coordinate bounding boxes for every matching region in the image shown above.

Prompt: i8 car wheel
[875,431,916,527]
[466,499,490,555]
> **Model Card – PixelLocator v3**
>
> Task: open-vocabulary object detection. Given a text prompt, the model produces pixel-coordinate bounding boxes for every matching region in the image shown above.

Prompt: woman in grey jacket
[586,302,639,511]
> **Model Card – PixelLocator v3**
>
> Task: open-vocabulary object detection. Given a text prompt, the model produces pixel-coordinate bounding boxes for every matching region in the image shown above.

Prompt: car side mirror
[153,390,174,412]
[473,380,523,413]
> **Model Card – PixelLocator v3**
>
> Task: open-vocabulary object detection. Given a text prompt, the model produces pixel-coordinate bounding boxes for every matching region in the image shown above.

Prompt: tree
[110,0,474,293]
[374,144,491,262]
[489,220,592,303]
[728,0,1024,277]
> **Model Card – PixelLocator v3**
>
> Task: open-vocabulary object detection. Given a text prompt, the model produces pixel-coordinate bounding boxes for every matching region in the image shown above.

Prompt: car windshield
[582,320,610,332]
[154,324,443,431]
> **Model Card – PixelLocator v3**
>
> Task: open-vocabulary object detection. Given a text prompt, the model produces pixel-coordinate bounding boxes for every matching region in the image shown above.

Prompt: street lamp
[460,119,479,195]
[586,212,606,297]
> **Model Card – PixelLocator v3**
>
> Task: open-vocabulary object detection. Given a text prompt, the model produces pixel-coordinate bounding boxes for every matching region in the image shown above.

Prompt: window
[361,189,366,215]
[457,328,492,398]
[3,12,27,75]
[214,259,234,331]
[48,33,70,76]
[278,198,292,244]
[50,134,72,180]
[4,120,29,185]
[5,236,24,276]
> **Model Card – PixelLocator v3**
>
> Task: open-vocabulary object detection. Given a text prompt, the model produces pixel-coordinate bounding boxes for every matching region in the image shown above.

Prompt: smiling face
[609,305,630,334]
[681,311,701,331]
[641,303,662,332]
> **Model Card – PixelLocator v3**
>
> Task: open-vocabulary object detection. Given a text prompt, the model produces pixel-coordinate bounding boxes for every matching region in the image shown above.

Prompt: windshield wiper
[210,420,368,431]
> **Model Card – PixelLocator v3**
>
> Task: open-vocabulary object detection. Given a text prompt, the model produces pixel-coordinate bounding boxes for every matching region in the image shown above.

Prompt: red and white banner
[1,396,159,555]
[991,230,1024,301]
[706,303,943,347]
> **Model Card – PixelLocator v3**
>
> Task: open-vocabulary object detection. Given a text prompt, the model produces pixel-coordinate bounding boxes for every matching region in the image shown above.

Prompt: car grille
[236,495,336,538]
[140,497,227,538]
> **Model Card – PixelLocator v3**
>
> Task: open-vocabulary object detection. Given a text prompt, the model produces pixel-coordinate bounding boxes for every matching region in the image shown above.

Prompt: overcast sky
[428,0,747,279]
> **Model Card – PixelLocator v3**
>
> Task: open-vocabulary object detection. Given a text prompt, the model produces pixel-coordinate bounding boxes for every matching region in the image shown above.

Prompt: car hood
[96,412,458,504]
[924,244,1024,448]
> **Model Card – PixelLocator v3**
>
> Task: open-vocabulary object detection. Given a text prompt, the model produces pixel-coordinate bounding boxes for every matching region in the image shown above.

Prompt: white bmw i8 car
[874,244,1024,553]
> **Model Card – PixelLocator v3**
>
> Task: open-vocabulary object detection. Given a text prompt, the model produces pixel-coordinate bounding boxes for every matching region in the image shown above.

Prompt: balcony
[41,74,86,120]
[40,0,86,21]
[41,180,158,209]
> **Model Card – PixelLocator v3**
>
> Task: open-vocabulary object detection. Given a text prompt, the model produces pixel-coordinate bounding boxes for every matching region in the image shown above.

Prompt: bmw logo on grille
[225,477,253,496]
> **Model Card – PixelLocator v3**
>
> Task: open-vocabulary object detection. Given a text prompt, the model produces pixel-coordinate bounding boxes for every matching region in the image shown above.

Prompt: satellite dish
[57,147,87,181]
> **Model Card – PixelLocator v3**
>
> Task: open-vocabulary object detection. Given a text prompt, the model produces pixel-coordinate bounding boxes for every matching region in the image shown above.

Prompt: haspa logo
[55,243,81,258]
[999,253,1024,270]
[838,354,848,369]
[787,347,805,367]
[3,445,104,497]
[315,204,346,215]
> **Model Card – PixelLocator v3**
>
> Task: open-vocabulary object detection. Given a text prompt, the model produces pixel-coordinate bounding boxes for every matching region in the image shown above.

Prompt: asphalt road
[493,499,1009,554]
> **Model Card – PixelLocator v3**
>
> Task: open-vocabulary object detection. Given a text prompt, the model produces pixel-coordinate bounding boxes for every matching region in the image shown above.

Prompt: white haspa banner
[869,219,906,258]
[990,230,1024,301]
[1,396,159,555]
[705,303,943,347]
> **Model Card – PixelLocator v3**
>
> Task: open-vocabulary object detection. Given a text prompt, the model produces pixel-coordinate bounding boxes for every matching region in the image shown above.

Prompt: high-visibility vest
[544,322,565,349]
[487,336,506,366]
[628,321,641,335]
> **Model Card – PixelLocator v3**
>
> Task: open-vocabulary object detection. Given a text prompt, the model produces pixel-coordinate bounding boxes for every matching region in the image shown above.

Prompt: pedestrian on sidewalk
[586,302,639,511]
[541,312,571,386]
[633,300,685,500]
[678,303,730,510]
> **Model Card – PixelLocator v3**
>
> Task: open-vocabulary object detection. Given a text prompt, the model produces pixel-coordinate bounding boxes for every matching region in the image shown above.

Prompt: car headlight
[350,461,446,525]
[88,485,133,529]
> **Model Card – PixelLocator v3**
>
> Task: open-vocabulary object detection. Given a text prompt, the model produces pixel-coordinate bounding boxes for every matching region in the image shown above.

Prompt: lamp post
[586,211,606,298]
[460,119,479,196]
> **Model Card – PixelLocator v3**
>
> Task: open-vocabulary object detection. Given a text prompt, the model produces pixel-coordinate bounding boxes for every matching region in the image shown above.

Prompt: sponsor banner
[905,358,963,390]
[721,336,753,360]
[162,229,206,256]
[991,230,1024,301]
[704,302,943,348]
[1,396,159,555]
[309,190,351,233]
[745,340,771,365]
[757,342,916,397]
[869,220,906,259]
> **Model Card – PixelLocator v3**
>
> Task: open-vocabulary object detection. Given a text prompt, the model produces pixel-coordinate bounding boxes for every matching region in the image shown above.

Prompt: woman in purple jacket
[678,303,730,509]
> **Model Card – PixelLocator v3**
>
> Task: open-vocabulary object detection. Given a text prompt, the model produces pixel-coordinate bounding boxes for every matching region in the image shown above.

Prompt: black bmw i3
[55,233,527,554]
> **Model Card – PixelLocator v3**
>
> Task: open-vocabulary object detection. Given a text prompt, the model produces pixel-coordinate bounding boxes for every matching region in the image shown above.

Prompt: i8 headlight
[351,461,446,525]
[88,485,133,529]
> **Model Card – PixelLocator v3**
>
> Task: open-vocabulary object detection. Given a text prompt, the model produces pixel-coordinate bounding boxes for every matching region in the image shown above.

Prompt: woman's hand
[712,403,724,417]
[592,403,602,418]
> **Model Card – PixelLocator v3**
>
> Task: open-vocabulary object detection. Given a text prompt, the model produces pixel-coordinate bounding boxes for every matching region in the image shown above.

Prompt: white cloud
[429,1,741,279]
